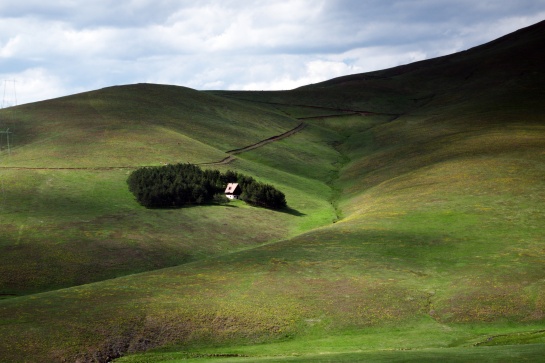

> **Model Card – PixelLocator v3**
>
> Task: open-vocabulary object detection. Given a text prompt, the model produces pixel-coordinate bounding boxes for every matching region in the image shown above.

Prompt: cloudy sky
[1,0,545,105]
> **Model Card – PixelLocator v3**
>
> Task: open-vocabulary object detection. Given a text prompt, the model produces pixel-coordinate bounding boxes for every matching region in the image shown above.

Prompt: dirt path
[199,122,306,166]
[213,95,400,118]
[198,155,236,166]
[227,122,306,155]
[296,112,375,120]
[0,166,136,171]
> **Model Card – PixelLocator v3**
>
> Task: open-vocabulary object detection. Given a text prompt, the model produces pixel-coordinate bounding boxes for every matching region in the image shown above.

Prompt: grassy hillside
[1,83,300,168]
[0,84,335,296]
[0,20,544,363]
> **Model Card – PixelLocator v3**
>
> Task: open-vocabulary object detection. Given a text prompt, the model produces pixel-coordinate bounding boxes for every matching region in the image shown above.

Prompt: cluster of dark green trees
[127,163,286,210]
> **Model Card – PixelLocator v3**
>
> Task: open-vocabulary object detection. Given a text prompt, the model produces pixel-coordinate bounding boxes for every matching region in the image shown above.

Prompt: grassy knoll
[0,20,544,363]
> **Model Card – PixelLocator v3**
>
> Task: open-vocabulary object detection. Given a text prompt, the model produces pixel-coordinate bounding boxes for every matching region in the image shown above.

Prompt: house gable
[225,183,242,199]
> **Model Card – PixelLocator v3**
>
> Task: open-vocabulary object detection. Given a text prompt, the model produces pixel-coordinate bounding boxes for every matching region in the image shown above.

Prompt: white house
[225,183,242,199]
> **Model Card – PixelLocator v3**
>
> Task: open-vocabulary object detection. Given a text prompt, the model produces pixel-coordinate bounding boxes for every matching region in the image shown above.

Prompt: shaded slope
[218,19,545,119]
[316,18,545,89]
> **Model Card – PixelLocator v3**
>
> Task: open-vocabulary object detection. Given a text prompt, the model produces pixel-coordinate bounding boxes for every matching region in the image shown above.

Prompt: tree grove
[127,163,286,210]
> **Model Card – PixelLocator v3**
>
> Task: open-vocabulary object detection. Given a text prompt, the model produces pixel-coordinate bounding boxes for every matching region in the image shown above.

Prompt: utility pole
[0,128,11,155]
[1,80,16,156]
[0,81,14,210]
[0,178,4,211]
[2,80,17,108]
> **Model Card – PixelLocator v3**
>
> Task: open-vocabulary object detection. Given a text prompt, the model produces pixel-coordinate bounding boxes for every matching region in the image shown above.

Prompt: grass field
[0,20,544,363]
[114,345,545,363]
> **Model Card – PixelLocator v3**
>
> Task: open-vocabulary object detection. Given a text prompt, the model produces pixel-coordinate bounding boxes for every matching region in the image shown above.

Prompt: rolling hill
[0,20,544,362]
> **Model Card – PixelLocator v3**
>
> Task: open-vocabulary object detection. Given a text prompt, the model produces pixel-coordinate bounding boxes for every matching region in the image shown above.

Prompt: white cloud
[457,12,545,48]
[0,36,21,58]
[0,68,71,106]
[0,0,543,104]
[223,57,362,91]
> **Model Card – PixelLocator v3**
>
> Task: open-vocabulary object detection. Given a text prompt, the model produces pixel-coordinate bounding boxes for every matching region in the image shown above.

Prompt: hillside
[0,20,544,362]
[0,84,334,296]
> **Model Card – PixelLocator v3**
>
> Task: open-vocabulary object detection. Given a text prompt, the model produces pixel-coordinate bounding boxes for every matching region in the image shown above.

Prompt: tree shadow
[279,206,306,216]
[218,203,239,208]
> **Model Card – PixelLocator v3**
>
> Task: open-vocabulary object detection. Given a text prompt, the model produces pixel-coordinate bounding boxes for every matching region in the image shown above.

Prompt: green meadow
[0,21,544,362]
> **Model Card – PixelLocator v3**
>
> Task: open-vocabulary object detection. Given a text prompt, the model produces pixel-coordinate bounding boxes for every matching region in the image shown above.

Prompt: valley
[0,20,544,362]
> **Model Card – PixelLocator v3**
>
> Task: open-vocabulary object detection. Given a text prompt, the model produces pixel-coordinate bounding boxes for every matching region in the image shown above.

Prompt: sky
[1,0,545,106]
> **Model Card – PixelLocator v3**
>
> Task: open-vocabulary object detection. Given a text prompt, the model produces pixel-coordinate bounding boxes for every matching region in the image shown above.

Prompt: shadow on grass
[144,202,240,210]
[279,206,306,216]
[142,202,305,213]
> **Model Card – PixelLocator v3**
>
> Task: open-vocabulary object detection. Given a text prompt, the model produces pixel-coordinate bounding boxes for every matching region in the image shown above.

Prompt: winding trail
[226,122,306,155]
[200,122,306,166]
[212,94,401,119]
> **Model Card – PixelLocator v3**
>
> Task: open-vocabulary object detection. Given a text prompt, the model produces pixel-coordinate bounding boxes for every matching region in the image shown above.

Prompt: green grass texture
[0,19,544,363]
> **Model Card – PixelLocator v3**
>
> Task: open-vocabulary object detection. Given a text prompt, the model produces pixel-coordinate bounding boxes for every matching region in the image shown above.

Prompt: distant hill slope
[314,18,545,87]
[218,19,545,116]
[0,83,297,168]
[0,20,544,363]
